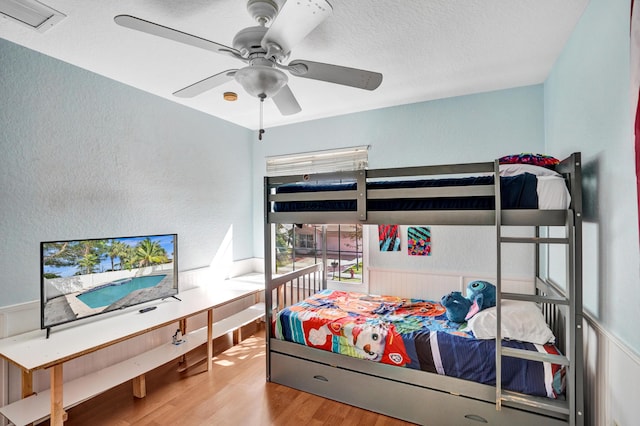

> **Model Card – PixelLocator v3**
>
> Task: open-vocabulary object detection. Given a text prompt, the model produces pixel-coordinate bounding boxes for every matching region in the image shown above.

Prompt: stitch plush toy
[441,280,496,323]
[464,280,496,320]
[440,291,472,323]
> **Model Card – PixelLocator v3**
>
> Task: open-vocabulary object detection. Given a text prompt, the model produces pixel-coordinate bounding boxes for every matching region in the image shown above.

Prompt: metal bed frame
[263,153,583,425]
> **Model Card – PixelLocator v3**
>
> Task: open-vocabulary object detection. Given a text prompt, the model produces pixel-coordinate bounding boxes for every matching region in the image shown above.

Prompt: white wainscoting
[368,267,534,300]
[583,315,640,426]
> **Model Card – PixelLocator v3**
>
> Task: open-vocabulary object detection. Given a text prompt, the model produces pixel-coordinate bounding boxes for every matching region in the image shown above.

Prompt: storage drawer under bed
[270,352,566,426]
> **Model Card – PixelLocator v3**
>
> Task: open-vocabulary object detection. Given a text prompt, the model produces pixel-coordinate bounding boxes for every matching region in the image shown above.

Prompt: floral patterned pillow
[498,153,559,169]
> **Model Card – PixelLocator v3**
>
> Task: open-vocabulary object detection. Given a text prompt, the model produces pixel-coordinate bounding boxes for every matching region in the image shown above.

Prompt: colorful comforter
[273,289,565,398]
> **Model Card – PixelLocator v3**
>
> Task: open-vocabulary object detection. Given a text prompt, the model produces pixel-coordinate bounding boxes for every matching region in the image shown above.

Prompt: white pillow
[499,163,561,177]
[467,300,555,345]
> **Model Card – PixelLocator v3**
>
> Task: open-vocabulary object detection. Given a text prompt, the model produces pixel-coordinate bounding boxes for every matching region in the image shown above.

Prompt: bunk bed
[263,153,583,426]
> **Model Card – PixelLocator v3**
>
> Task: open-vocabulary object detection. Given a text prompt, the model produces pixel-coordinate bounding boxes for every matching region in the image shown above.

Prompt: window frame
[267,146,369,291]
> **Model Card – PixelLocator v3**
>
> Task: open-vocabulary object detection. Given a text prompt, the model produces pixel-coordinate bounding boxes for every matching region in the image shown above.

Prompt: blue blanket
[274,173,538,212]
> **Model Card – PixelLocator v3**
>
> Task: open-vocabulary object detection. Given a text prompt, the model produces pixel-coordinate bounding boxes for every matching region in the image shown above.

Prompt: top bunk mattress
[273,173,570,212]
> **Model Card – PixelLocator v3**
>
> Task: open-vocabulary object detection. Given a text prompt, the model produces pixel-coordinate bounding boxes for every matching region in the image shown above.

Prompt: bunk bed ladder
[494,158,579,423]
[496,186,582,422]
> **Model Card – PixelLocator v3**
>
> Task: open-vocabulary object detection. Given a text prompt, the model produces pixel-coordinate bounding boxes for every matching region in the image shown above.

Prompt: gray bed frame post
[545,152,584,425]
[321,225,328,290]
[566,152,584,424]
[264,176,273,382]
[494,159,504,410]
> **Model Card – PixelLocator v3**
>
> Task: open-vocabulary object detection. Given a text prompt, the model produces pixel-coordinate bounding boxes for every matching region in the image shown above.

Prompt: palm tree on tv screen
[107,240,130,271]
[134,238,169,267]
[77,252,101,274]
[76,240,107,274]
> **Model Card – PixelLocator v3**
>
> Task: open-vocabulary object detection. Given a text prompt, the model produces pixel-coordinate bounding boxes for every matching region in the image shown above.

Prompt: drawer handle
[464,414,488,423]
[313,375,328,382]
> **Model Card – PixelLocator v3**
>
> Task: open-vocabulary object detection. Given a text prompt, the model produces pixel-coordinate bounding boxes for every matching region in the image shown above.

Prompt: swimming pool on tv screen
[76,275,166,308]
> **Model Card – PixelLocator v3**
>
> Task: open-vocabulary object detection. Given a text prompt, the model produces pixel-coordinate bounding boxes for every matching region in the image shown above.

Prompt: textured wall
[545,0,640,353]
[544,0,640,424]
[0,39,254,307]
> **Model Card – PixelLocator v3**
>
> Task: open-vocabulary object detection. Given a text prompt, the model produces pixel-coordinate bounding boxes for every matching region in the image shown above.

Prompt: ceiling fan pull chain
[258,94,265,141]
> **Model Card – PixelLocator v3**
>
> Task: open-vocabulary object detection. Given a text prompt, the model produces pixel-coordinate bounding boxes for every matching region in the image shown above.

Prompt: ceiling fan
[114,0,383,124]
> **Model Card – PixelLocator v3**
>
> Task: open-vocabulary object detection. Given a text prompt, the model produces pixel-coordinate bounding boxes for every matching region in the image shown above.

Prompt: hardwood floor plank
[41,325,415,425]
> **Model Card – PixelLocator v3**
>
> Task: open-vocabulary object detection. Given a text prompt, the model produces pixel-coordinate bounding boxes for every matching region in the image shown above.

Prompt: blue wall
[545,0,640,353]
[0,39,254,306]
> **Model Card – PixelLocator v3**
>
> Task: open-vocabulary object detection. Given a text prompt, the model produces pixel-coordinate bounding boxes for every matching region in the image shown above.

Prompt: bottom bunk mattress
[273,289,565,399]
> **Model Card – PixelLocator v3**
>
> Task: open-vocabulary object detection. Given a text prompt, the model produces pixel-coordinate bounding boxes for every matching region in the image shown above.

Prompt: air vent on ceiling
[0,0,65,32]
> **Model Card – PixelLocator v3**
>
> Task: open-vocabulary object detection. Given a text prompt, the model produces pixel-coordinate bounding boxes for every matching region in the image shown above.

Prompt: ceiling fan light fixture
[234,65,288,98]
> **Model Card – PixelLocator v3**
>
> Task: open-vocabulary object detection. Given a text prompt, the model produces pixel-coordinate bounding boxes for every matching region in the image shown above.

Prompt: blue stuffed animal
[465,280,496,320]
[441,280,497,323]
[441,291,472,323]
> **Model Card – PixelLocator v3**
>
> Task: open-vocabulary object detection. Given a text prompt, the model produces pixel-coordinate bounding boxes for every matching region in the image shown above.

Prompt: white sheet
[537,175,571,209]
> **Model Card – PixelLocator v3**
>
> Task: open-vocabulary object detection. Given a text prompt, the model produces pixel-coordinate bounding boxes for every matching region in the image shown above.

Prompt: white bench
[0,292,264,426]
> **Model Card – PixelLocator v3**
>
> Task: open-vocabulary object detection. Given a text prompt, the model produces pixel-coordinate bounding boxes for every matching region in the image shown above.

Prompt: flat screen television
[40,233,178,332]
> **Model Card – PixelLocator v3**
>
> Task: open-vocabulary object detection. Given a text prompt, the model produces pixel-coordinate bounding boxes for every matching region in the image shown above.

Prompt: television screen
[40,233,178,330]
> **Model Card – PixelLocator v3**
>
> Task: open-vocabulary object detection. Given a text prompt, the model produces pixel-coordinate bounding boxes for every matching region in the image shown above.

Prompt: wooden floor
[44,325,416,426]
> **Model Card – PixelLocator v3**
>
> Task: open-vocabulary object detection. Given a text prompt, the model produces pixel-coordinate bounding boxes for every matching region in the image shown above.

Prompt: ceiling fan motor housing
[232,25,268,57]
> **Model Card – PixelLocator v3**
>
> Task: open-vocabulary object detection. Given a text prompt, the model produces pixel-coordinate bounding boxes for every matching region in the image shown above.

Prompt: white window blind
[266,146,369,176]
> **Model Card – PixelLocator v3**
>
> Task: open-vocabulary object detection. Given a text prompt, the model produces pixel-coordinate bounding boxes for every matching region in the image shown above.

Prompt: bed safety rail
[266,162,499,226]
[266,263,324,316]
[265,160,570,226]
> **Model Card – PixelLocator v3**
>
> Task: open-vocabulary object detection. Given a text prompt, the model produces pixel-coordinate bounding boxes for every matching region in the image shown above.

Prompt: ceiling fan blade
[288,60,383,90]
[173,70,238,98]
[114,15,244,61]
[261,0,332,56]
[272,84,302,116]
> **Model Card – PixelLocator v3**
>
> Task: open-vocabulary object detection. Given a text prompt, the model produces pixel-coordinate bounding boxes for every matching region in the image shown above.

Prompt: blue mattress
[273,173,539,212]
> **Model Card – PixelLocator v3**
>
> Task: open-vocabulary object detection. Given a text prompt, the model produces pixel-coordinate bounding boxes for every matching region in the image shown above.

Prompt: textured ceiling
[0,0,589,130]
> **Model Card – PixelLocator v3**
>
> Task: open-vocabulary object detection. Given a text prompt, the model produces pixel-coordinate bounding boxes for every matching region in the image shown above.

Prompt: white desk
[0,282,262,425]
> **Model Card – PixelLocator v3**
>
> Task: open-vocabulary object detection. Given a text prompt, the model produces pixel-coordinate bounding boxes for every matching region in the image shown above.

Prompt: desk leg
[21,369,33,398]
[132,374,146,398]
[50,364,66,425]
[207,308,213,371]
[178,318,188,365]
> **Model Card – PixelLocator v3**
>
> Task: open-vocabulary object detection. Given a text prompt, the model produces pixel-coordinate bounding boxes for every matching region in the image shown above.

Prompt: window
[326,224,363,282]
[275,224,363,283]
[266,146,368,176]
[268,146,368,285]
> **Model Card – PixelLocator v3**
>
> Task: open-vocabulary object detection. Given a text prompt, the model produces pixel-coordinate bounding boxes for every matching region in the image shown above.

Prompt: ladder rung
[500,236,569,244]
[501,391,571,415]
[501,347,570,366]
[500,292,569,305]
